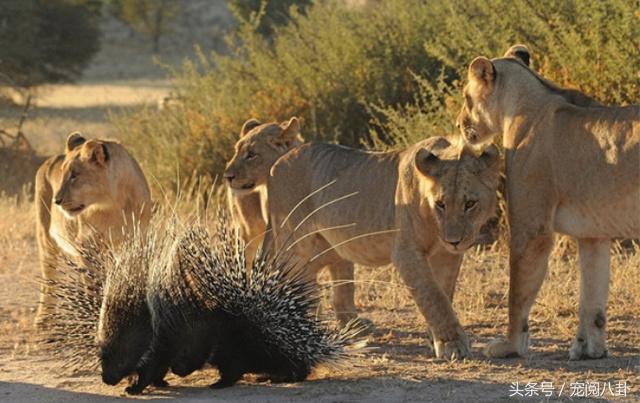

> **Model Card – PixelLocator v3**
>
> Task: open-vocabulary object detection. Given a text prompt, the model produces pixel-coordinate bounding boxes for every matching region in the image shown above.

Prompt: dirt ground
[0,197,638,402]
[0,5,639,403]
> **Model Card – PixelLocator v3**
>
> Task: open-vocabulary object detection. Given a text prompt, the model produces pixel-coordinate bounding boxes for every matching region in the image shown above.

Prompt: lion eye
[465,94,473,110]
[435,200,446,210]
[245,150,257,160]
[70,171,78,179]
[465,200,478,211]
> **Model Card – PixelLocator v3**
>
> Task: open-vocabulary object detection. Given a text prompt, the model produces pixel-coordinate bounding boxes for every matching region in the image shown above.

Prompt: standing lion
[457,45,639,359]
[223,117,305,266]
[34,132,152,325]
[265,137,501,359]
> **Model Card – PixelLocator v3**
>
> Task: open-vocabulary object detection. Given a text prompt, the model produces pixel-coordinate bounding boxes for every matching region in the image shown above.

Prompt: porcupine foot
[153,377,169,387]
[125,377,169,394]
[124,376,168,394]
[266,371,309,384]
[125,381,146,395]
[210,365,243,389]
[125,360,170,395]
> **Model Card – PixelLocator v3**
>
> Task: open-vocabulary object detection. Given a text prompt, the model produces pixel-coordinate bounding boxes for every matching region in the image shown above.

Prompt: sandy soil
[0,198,638,402]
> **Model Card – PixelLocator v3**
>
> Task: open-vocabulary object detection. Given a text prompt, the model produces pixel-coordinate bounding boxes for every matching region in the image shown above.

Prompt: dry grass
[0,192,637,400]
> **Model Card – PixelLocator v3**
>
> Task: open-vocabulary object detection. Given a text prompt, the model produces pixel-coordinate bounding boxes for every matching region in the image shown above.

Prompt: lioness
[457,45,639,359]
[223,117,305,266]
[266,137,500,359]
[35,132,152,324]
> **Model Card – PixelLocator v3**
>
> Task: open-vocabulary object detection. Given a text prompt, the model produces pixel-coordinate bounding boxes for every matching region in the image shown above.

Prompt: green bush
[115,0,638,191]
[108,0,180,53]
[227,0,313,37]
[421,0,639,105]
[0,0,101,87]
[116,0,444,189]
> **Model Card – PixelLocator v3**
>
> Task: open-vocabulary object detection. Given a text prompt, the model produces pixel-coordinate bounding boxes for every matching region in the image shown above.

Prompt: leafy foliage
[115,0,638,191]
[227,0,312,37]
[0,0,101,87]
[421,0,639,105]
[109,0,180,52]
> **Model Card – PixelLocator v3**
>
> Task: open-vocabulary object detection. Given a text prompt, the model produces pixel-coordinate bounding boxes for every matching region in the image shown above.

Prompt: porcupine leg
[126,363,170,394]
[152,371,169,387]
[210,359,244,389]
[268,366,310,383]
[125,346,171,395]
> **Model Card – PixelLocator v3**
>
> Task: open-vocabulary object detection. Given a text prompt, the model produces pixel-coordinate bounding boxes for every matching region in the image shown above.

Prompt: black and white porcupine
[38,210,365,395]
[126,211,365,394]
[95,228,165,388]
[35,240,108,372]
[36,230,160,387]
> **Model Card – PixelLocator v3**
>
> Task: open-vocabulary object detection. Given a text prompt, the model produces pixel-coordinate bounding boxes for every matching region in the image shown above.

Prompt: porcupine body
[37,230,166,388]
[95,232,157,387]
[38,213,363,395]
[35,241,107,373]
[127,215,364,395]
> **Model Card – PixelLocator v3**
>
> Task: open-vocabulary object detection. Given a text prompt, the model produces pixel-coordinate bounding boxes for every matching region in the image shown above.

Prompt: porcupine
[36,228,167,388]
[125,211,365,394]
[35,239,107,373]
[95,228,168,388]
[38,211,364,395]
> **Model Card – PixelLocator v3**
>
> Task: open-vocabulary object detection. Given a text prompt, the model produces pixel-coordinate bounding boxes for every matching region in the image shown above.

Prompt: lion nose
[448,240,460,247]
[54,195,63,205]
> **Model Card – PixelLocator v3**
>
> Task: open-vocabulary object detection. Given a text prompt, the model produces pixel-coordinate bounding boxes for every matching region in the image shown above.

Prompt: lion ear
[468,57,496,85]
[479,143,500,170]
[81,140,109,167]
[240,118,261,137]
[503,44,530,67]
[415,148,440,179]
[65,132,86,153]
[277,117,303,146]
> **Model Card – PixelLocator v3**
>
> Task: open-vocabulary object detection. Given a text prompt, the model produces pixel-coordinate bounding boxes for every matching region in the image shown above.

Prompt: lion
[265,137,500,359]
[457,44,639,360]
[34,132,152,325]
[223,117,305,266]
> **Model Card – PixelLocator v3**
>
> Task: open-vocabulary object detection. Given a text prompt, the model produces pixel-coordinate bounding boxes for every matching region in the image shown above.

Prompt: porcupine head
[96,249,152,386]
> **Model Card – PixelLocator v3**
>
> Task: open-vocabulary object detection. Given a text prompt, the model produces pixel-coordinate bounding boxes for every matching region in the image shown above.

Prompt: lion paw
[433,330,470,360]
[483,338,523,358]
[569,337,607,360]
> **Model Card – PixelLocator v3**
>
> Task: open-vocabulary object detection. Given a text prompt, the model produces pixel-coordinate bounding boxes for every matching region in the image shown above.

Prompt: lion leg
[392,244,469,360]
[327,260,372,331]
[569,238,610,360]
[429,250,463,301]
[34,166,57,327]
[243,232,265,268]
[229,190,266,269]
[424,250,463,353]
[327,260,357,326]
[484,231,553,358]
[35,258,58,327]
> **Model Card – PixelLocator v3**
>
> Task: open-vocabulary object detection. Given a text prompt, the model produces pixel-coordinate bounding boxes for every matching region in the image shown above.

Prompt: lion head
[224,117,304,195]
[456,45,532,145]
[456,44,600,146]
[53,132,113,217]
[414,138,500,253]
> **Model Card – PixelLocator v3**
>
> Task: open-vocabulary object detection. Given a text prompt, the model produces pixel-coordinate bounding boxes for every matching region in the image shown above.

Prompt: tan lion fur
[266,137,500,359]
[34,132,152,325]
[224,117,304,265]
[457,45,639,360]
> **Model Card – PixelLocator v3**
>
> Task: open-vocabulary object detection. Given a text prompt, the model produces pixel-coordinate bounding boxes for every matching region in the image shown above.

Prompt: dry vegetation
[0,191,638,401]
